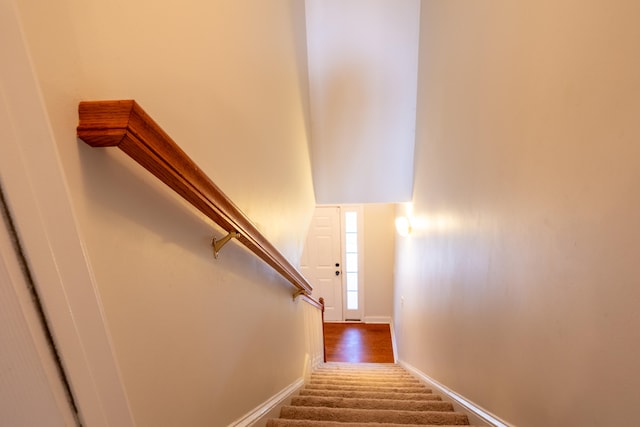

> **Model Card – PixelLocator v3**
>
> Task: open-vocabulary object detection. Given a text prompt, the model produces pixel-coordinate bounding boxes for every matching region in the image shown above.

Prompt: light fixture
[395,216,412,237]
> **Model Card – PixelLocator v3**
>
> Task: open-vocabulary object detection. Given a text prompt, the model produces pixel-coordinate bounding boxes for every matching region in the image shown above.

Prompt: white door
[300,206,343,321]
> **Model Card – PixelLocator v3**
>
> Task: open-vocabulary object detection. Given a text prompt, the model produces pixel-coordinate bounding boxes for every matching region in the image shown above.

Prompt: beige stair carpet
[266,362,476,426]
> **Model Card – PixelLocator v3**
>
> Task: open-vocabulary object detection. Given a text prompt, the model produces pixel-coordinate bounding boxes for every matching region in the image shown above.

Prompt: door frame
[0,189,78,425]
[0,1,134,425]
[304,204,365,322]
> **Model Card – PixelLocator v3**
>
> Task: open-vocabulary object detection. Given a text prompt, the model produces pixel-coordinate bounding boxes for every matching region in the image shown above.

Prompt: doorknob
[335,270,340,276]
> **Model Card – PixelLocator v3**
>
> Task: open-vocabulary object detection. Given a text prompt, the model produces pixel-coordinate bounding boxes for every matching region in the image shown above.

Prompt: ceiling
[305,0,421,204]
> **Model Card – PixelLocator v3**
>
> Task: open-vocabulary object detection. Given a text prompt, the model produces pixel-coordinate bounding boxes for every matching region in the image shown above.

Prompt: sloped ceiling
[305,0,421,204]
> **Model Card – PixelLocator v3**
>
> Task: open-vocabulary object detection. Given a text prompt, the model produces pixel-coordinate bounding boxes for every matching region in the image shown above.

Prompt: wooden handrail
[300,294,324,312]
[77,100,313,296]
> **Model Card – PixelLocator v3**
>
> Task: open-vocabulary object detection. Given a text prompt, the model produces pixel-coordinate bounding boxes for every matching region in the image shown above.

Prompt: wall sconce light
[395,216,412,237]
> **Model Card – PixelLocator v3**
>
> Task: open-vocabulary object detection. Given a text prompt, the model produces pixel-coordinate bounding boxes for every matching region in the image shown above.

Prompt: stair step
[314,367,408,376]
[266,363,471,426]
[316,363,406,371]
[310,375,417,383]
[307,379,424,387]
[299,389,442,401]
[313,366,409,372]
[291,395,455,412]
[304,383,429,393]
[311,371,417,378]
[267,420,479,427]
[310,375,420,382]
[279,406,469,425]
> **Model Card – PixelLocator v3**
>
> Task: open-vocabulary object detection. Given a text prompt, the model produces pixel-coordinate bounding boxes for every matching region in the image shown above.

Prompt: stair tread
[267,420,479,427]
[291,395,454,412]
[304,383,430,393]
[299,389,442,401]
[310,377,420,383]
[310,376,417,383]
[312,372,418,377]
[279,405,469,425]
[308,380,422,388]
[315,366,407,373]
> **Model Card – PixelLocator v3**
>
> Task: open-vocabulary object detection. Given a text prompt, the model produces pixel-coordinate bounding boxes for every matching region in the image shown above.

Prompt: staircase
[266,362,479,426]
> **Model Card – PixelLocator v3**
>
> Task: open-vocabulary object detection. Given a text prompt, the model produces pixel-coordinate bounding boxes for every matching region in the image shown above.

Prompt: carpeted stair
[266,362,477,426]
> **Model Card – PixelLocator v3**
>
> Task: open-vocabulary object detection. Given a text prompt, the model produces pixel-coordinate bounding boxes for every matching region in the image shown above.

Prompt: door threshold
[325,319,363,323]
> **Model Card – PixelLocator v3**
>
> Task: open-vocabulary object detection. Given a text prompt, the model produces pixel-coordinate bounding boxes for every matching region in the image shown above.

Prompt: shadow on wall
[288,0,313,155]
[76,140,218,262]
[74,133,300,293]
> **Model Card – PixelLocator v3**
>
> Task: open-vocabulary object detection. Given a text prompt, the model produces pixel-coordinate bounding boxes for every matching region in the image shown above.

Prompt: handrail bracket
[212,231,241,259]
[292,289,307,300]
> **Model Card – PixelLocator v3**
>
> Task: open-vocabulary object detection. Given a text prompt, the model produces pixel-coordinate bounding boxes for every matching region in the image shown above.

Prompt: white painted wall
[305,0,420,204]
[362,204,395,323]
[11,0,318,425]
[395,1,640,426]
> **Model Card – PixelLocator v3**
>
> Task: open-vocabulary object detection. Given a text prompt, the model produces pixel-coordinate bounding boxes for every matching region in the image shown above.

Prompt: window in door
[344,211,358,310]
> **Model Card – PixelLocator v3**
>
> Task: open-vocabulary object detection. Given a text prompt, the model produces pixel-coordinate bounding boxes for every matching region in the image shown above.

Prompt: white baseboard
[362,316,392,324]
[399,360,513,427]
[389,319,398,363]
[229,378,304,427]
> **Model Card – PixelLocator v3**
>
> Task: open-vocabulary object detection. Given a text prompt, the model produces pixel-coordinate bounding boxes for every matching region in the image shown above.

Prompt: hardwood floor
[324,322,395,363]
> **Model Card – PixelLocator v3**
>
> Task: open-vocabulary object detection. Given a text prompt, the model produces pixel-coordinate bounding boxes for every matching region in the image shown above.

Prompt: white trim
[362,316,392,324]
[0,1,134,425]
[400,360,513,427]
[229,378,304,427]
[389,319,398,363]
[0,197,78,425]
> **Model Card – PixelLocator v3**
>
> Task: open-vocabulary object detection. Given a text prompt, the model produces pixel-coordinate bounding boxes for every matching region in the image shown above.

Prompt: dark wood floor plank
[324,323,394,363]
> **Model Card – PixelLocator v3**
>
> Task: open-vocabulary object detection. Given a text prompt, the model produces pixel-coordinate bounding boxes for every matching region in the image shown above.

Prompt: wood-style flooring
[324,322,395,363]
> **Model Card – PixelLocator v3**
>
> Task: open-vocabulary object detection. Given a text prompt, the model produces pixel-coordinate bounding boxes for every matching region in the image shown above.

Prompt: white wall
[395,1,640,426]
[363,204,395,323]
[13,0,317,425]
